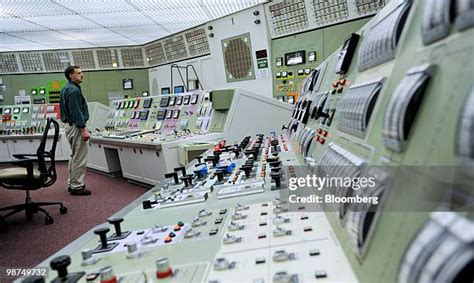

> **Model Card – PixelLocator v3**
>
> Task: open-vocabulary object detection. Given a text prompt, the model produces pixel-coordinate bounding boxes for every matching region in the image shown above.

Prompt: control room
[0,0,472,282]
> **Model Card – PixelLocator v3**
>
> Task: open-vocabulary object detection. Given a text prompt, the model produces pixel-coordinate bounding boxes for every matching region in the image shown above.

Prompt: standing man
[60,66,91,196]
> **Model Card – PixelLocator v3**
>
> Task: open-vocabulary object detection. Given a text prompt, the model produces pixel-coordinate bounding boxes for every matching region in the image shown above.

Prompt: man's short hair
[64,65,81,80]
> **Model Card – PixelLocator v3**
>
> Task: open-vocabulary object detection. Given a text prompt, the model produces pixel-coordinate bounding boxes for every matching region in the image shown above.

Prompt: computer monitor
[161,87,170,95]
[174,86,185,94]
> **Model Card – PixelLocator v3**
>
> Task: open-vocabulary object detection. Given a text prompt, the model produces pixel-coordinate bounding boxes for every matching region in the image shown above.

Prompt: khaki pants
[64,124,88,190]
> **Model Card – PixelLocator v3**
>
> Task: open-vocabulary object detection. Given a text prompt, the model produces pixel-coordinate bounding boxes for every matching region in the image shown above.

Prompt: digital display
[183,95,191,105]
[143,98,153,109]
[166,110,173,119]
[255,49,268,59]
[169,97,176,106]
[285,50,306,66]
[4,108,11,114]
[139,110,149,120]
[160,97,170,107]
[122,79,133,90]
[22,107,29,114]
[176,96,183,105]
[174,86,185,94]
[191,94,199,104]
[13,107,20,114]
[161,87,170,95]
[172,109,180,119]
[156,110,166,120]
[308,51,316,62]
[276,72,281,78]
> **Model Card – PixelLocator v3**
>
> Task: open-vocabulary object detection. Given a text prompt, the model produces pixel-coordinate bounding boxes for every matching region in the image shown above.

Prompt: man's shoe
[70,188,92,196]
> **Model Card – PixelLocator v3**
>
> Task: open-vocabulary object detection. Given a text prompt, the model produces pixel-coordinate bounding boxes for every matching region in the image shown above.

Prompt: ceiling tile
[53,0,134,14]
[12,31,77,42]
[0,33,36,44]
[0,17,49,32]
[82,11,155,27]
[110,25,168,39]
[60,28,126,40]
[143,7,210,23]
[45,41,96,49]
[1,0,74,17]
[4,43,56,51]
[85,38,138,47]
[23,15,102,30]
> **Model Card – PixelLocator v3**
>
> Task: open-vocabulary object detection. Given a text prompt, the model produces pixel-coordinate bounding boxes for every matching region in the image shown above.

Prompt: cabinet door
[0,140,12,162]
[142,149,166,185]
[118,147,144,182]
[87,142,108,172]
[10,139,37,155]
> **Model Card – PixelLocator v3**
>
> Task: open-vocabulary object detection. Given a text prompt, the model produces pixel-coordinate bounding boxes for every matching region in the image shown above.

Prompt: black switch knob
[269,161,282,168]
[94,227,110,249]
[241,166,252,178]
[205,156,217,167]
[216,171,224,182]
[108,218,124,236]
[271,172,281,188]
[180,176,190,187]
[174,167,186,177]
[186,174,194,186]
[164,172,179,184]
[50,255,71,279]
[196,156,203,163]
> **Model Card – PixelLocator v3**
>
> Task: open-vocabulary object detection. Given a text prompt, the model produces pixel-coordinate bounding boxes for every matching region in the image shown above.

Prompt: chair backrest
[37,118,59,187]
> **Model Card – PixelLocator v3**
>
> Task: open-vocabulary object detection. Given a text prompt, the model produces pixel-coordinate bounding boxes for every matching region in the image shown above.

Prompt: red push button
[319,138,325,144]
[339,79,346,85]
[321,130,328,137]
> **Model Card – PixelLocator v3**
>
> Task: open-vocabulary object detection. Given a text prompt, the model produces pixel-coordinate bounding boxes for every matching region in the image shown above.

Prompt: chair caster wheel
[60,206,68,214]
[45,215,54,225]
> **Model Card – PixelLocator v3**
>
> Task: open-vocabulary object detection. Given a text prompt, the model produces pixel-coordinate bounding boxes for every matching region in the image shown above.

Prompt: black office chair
[0,118,67,231]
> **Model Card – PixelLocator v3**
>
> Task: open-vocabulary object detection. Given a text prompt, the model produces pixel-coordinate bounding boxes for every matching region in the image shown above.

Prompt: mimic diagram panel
[222,33,256,83]
[104,91,214,138]
[0,103,60,135]
[271,18,369,103]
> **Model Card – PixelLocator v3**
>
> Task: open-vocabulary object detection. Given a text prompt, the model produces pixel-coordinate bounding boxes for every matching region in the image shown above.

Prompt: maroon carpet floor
[0,163,147,278]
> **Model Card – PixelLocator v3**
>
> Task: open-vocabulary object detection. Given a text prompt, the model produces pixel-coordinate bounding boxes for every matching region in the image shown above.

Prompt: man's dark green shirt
[60,81,89,128]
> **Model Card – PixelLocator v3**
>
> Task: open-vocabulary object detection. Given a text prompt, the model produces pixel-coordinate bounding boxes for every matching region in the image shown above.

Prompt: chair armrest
[13,152,51,160]
[12,153,38,160]
[10,158,37,179]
